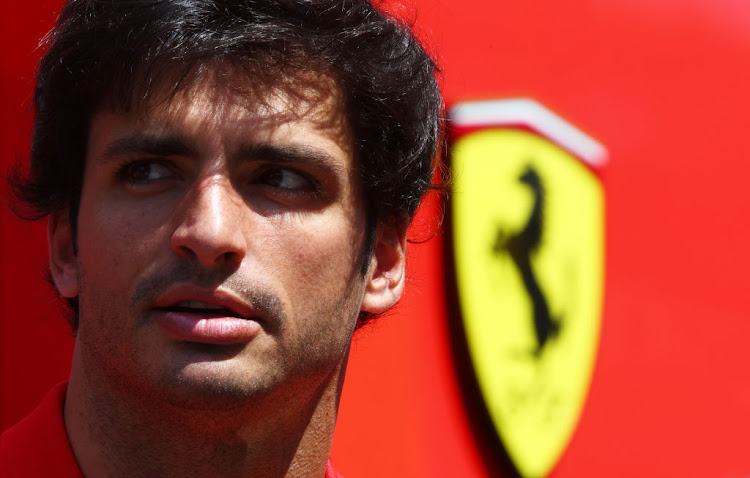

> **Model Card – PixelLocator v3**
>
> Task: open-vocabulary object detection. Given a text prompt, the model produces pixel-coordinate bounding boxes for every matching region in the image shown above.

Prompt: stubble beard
[75,260,364,415]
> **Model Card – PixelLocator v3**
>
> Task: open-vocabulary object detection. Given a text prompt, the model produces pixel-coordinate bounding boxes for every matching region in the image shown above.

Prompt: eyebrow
[101,133,199,161]
[234,143,347,175]
[100,133,348,176]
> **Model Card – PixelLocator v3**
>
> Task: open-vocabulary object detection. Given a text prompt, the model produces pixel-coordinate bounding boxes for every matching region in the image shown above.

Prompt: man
[0,0,443,476]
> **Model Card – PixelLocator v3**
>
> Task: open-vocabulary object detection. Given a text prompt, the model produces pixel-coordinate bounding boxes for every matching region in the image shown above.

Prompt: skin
[48,72,407,477]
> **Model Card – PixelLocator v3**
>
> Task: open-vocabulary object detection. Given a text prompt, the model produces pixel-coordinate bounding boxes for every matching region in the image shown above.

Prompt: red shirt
[1,382,343,478]
[1,383,82,478]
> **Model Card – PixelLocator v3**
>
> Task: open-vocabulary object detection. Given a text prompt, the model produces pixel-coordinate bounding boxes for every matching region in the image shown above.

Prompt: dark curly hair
[9,0,445,329]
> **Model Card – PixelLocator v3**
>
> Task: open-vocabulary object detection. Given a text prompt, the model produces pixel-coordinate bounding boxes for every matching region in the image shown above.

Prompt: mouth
[152,288,263,344]
[159,301,248,319]
[153,288,260,320]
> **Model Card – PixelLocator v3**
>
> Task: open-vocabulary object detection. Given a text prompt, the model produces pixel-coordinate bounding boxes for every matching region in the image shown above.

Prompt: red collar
[1,382,82,477]
[326,457,344,478]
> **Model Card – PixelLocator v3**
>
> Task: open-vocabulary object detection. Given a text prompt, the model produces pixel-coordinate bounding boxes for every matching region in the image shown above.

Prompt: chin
[160,374,273,411]
[149,353,279,411]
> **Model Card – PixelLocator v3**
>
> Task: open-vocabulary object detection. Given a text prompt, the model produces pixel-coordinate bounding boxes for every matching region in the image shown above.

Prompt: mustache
[131,262,286,327]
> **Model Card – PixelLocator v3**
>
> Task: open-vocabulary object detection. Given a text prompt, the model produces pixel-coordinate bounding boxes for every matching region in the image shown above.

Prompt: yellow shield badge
[448,99,606,478]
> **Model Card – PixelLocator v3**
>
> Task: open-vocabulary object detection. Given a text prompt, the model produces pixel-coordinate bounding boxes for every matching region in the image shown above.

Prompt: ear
[360,218,408,314]
[48,209,79,298]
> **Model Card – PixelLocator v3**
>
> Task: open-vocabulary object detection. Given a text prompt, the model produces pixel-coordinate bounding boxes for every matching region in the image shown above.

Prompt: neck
[64,346,346,478]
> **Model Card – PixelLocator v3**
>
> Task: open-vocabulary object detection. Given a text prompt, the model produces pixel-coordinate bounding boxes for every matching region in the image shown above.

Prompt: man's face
[51,74,379,408]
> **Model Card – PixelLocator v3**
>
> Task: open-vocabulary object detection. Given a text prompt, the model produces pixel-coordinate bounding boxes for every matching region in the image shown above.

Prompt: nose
[171,176,247,268]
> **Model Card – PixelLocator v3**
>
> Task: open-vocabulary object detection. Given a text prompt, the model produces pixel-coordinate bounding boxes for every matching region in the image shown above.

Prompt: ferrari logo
[449,99,606,478]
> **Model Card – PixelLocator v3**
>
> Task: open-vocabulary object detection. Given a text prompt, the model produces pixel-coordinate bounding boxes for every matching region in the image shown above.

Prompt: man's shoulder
[0,382,82,478]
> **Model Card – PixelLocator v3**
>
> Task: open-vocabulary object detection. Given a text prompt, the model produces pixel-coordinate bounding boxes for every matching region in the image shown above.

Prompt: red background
[3,1,750,476]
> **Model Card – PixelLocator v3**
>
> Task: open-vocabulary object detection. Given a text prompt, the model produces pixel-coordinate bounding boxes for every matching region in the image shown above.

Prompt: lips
[152,286,263,345]
[163,301,240,317]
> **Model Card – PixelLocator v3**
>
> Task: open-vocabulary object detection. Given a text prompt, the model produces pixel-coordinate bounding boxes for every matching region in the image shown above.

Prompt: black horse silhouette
[493,165,561,356]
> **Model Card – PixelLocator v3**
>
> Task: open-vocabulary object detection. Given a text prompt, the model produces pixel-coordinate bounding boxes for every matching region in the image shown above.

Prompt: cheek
[76,195,170,280]
[267,213,366,309]
[268,218,366,370]
[294,215,362,275]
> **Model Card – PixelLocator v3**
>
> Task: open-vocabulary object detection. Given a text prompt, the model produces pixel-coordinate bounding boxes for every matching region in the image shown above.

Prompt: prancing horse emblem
[448,98,606,478]
[493,165,561,356]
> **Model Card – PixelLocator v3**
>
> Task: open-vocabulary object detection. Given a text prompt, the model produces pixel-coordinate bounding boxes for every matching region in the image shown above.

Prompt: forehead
[98,66,353,154]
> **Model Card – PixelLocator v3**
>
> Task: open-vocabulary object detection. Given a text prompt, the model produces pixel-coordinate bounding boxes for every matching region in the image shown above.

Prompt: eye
[256,167,316,192]
[116,160,175,184]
